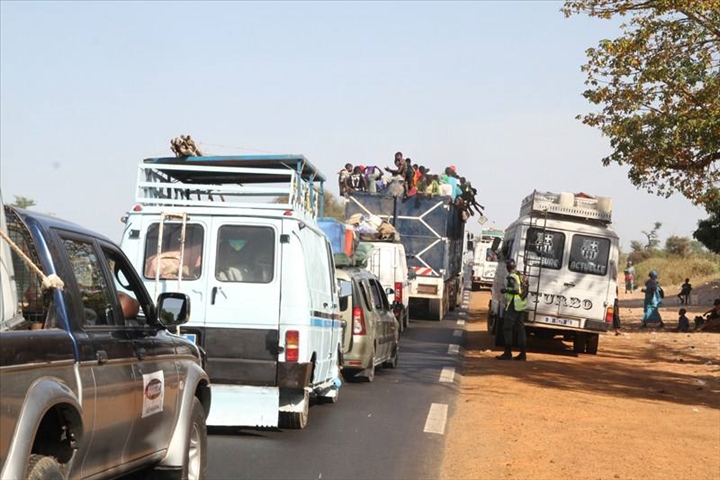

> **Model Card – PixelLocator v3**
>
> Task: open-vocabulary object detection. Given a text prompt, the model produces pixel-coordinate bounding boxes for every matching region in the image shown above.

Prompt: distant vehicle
[471,229,504,291]
[1,202,210,480]
[335,267,399,382]
[120,155,342,430]
[362,240,413,332]
[346,193,466,321]
[488,191,619,355]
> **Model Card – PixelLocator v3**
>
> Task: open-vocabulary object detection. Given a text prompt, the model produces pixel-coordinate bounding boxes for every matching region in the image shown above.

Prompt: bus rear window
[525,228,564,270]
[569,235,610,276]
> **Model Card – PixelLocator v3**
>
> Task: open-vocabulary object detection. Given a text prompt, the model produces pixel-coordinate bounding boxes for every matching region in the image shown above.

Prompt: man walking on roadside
[496,258,528,361]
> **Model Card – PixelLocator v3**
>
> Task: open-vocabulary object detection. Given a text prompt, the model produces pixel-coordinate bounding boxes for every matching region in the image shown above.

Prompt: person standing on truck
[338,163,353,197]
[496,258,528,361]
[640,269,664,329]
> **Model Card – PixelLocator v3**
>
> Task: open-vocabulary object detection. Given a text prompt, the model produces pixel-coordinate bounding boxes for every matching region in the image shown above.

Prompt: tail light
[353,306,366,335]
[286,330,299,361]
[394,282,402,303]
[605,306,614,323]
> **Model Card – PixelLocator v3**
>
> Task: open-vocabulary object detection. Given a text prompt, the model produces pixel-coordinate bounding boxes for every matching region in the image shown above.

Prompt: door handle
[564,282,576,287]
[211,286,218,305]
[97,350,108,365]
[136,348,146,361]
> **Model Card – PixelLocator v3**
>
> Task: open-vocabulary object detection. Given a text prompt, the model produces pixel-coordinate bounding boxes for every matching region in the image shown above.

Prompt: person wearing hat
[496,258,528,361]
[641,269,664,329]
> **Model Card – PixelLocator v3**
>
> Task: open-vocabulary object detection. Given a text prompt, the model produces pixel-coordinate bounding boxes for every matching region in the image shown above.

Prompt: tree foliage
[693,198,720,253]
[563,0,720,207]
[641,221,662,250]
[11,196,36,209]
[665,235,692,257]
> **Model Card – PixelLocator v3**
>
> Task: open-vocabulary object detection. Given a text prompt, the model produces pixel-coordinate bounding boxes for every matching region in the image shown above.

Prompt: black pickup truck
[0,203,211,480]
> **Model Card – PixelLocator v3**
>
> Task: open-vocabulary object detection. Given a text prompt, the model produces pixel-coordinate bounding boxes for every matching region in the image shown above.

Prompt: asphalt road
[207,295,470,480]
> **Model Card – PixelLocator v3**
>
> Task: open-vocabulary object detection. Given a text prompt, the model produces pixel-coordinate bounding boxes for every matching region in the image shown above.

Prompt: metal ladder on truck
[520,190,548,325]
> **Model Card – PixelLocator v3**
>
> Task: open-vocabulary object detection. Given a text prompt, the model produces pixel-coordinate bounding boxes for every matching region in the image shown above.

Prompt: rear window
[568,235,611,276]
[525,228,564,270]
[216,226,275,283]
[144,223,204,280]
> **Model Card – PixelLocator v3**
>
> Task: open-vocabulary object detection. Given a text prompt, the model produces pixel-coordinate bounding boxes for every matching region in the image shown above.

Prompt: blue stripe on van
[310,318,342,328]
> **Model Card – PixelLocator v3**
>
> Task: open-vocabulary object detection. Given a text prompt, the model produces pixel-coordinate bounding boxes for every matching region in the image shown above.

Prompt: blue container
[317,218,348,255]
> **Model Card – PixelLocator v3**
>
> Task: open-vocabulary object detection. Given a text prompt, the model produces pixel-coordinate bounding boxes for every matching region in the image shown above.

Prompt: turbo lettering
[528,292,593,310]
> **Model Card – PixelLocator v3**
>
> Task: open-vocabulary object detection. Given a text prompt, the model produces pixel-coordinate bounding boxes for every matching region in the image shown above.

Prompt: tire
[185,397,208,480]
[428,300,442,321]
[382,343,399,369]
[26,454,64,480]
[573,333,587,354]
[586,333,599,355]
[279,390,309,429]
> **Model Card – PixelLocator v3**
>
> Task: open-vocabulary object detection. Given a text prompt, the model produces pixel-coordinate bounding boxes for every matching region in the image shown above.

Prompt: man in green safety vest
[496,258,528,361]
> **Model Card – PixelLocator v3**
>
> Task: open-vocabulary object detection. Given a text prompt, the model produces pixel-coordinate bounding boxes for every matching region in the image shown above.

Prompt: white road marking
[453,329,462,337]
[423,403,449,435]
[448,344,460,355]
[439,366,455,383]
[457,319,466,326]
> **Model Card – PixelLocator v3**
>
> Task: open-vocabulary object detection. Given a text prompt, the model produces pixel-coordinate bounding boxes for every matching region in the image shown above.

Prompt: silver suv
[0,204,211,479]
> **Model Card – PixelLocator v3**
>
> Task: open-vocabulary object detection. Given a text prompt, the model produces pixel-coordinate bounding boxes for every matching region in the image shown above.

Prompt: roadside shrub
[634,256,720,287]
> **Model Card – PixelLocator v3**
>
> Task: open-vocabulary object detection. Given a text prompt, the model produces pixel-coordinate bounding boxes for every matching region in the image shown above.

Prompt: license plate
[538,316,580,328]
[181,333,197,344]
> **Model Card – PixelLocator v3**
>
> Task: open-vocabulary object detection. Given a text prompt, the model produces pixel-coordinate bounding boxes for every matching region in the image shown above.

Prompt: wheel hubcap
[187,423,201,480]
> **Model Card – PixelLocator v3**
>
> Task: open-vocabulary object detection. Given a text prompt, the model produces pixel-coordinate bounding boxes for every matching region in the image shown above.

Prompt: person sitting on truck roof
[426,174,440,197]
[347,166,368,193]
[404,158,417,197]
[338,163,353,197]
[364,165,383,193]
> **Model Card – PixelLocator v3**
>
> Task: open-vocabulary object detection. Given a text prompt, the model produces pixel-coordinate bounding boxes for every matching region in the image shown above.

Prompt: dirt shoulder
[441,285,720,480]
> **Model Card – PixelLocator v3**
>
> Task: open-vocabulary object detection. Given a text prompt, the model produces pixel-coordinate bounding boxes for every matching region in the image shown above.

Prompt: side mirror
[385,287,394,296]
[156,292,191,328]
[407,270,417,280]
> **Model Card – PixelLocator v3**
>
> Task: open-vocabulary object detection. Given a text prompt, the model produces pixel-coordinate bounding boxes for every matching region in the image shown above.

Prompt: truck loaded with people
[488,190,620,355]
[342,153,480,321]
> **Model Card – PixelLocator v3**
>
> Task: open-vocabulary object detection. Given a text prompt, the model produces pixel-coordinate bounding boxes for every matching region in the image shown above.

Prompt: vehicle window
[500,239,514,261]
[568,235,611,276]
[144,222,204,280]
[367,280,382,310]
[3,209,54,330]
[62,238,116,327]
[485,248,497,262]
[102,248,151,325]
[370,279,390,311]
[358,281,372,311]
[338,279,352,312]
[216,225,275,283]
[525,228,564,270]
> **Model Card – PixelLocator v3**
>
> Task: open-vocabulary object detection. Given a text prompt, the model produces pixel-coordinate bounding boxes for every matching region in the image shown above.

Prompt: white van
[471,229,504,291]
[362,241,412,332]
[488,191,619,355]
[120,155,343,429]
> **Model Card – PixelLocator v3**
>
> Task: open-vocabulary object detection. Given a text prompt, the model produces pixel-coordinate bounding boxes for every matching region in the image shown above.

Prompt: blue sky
[0,1,706,249]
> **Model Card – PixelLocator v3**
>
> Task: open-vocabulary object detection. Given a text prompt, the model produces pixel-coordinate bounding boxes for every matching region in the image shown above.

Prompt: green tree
[11,196,36,209]
[563,0,720,207]
[665,235,692,257]
[641,221,662,250]
[693,198,720,253]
